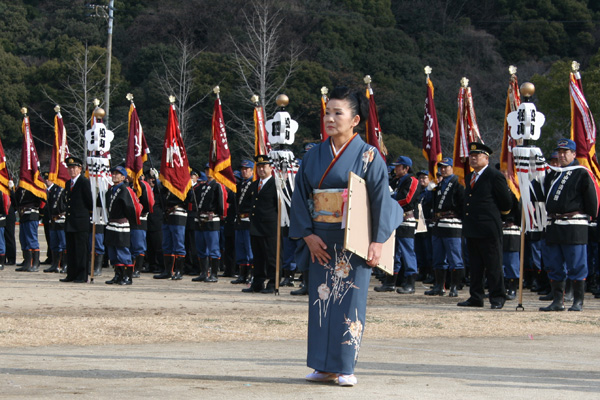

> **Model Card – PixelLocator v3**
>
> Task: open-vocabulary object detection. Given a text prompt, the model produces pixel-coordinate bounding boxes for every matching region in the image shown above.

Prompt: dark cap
[254,154,272,165]
[555,138,576,151]
[468,142,492,156]
[110,165,127,176]
[416,170,428,177]
[66,156,83,167]
[438,157,453,167]
[240,159,254,169]
[391,156,413,167]
[190,169,200,177]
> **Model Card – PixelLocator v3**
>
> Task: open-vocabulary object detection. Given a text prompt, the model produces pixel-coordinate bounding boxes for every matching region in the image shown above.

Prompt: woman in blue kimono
[290,87,402,386]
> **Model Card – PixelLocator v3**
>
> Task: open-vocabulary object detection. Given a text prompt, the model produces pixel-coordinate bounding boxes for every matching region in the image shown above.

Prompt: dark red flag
[125,102,150,197]
[159,103,191,201]
[49,109,71,189]
[422,78,442,180]
[209,96,236,193]
[18,114,47,201]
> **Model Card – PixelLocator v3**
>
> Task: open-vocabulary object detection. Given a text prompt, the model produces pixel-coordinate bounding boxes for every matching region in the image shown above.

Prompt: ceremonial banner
[453,80,482,186]
[422,77,442,180]
[344,172,394,274]
[365,85,387,161]
[500,69,521,199]
[320,88,329,142]
[254,103,270,157]
[569,63,600,183]
[86,108,114,224]
[49,109,71,189]
[159,102,191,201]
[209,96,236,193]
[18,114,47,201]
[0,134,11,214]
[125,101,150,197]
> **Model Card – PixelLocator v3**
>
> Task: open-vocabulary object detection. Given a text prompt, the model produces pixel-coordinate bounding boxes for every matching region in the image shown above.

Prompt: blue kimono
[290,134,402,375]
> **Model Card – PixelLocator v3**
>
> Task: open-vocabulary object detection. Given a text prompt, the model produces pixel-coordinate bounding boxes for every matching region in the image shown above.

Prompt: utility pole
[87,0,115,128]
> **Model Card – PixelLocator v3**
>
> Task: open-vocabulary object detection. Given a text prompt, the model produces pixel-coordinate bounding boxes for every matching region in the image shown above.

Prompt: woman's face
[323,98,360,138]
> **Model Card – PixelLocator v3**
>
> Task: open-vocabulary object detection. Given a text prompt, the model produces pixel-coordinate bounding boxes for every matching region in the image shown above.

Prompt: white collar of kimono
[330,135,354,156]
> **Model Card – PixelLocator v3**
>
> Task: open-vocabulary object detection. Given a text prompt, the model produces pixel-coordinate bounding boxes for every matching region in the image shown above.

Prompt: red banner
[320,93,329,142]
[159,104,191,201]
[0,134,11,214]
[18,115,47,201]
[125,102,150,197]
[209,97,236,193]
[500,73,521,199]
[49,112,70,189]
[452,86,482,186]
[365,87,387,161]
[570,71,600,183]
[422,78,442,180]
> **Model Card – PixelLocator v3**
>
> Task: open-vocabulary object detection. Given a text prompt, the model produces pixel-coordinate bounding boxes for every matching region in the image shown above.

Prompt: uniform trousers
[146,229,164,270]
[107,245,132,266]
[19,220,39,250]
[526,239,543,272]
[88,232,105,255]
[543,243,587,281]
[394,236,417,276]
[587,241,598,278]
[66,230,89,281]
[251,235,277,284]
[195,230,221,258]
[502,251,520,279]
[0,227,5,254]
[162,224,185,256]
[467,236,505,306]
[235,229,253,265]
[415,232,432,270]
[130,229,147,258]
[283,236,297,271]
[49,229,66,252]
[5,209,16,263]
[432,235,463,270]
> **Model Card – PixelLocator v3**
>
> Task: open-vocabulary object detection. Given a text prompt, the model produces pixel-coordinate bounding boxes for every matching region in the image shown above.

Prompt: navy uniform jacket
[249,177,278,237]
[432,174,464,237]
[64,175,93,233]
[15,187,41,222]
[194,179,225,231]
[159,183,191,226]
[235,178,253,230]
[502,192,521,252]
[47,184,66,230]
[104,182,138,247]
[393,173,422,238]
[131,180,153,231]
[463,166,512,239]
[532,160,598,245]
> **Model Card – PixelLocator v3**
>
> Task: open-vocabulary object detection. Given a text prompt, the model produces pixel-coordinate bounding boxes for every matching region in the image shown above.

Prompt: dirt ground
[1,233,600,398]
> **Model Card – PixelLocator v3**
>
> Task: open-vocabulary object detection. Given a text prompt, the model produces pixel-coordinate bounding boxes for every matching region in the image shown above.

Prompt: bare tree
[154,36,211,148]
[227,0,301,155]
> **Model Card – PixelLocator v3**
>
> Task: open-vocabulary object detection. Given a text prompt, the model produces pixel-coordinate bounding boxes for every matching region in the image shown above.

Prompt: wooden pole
[516,206,525,310]
[274,196,281,295]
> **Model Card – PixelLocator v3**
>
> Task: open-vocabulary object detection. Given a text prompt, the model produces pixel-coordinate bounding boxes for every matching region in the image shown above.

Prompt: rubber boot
[106,265,123,285]
[425,269,446,296]
[396,274,416,294]
[44,251,61,273]
[16,250,32,272]
[171,255,184,280]
[280,269,294,287]
[231,265,247,284]
[192,258,209,282]
[0,254,4,271]
[564,279,574,302]
[374,273,396,292]
[505,278,518,300]
[93,254,104,277]
[568,280,585,311]
[132,254,143,278]
[120,265,133,285]
[154,255,174,279]
[59,250,67,274]
[539,280,566,311]
[27,250,40,272]
[290,269,308,295]
[448,269,464,297]
[537,270,551,295]
[205,258,219,282]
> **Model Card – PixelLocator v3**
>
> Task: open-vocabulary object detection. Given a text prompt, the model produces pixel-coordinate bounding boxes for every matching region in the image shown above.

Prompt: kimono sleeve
[364,152,403,243]
[289,154,314,239]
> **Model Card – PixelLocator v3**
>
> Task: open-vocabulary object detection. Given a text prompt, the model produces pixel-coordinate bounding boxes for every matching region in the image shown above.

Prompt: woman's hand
[303,234,331,265]
[366,242,383,268]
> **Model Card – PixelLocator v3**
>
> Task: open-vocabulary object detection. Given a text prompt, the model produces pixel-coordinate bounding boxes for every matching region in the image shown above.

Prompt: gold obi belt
[310,188,346,223]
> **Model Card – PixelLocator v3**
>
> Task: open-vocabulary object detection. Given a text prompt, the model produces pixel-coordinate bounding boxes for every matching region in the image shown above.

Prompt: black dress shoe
[457,299,484,307]
[490,303,504,309]
[242,284,263,293]
[260,286,275,294]
[60,277,75,282]
[73,279,87,283]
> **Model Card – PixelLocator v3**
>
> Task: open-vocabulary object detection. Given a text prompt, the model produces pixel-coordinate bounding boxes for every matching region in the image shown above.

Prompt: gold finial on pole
[251,94,259,105]
[54,105,60,113]
[520,82,535,100]
[213,86,220,95]
[169,95,176,104]
[126,93,134,102]
[509,65,517,75]
[571,61,580,73]
[320,86,328,96]
[93,98,100,107]
[460,77,469,88]
[363,75,372,86]
[424,66,432,83]
[21,107,28,115]
[276,94,289,107]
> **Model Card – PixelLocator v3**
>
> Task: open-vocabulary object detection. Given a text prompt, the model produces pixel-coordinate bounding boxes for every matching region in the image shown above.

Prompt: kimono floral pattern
[361,147,375,173]
[313,245,359,327]
[342,308,364,362]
